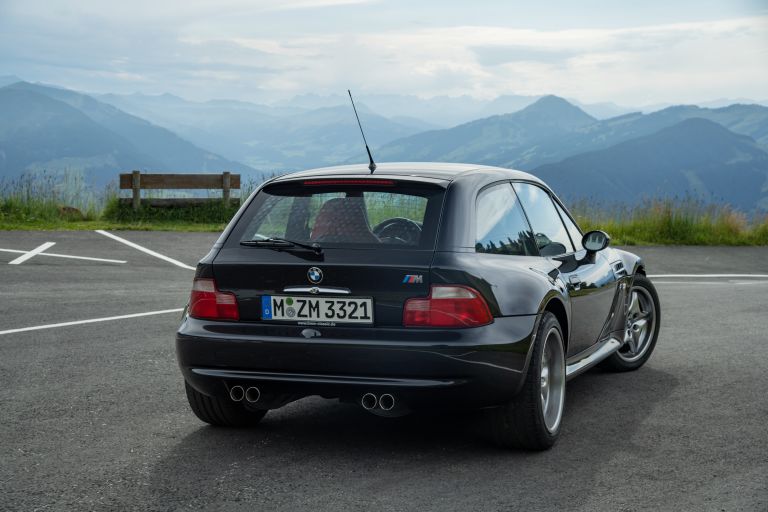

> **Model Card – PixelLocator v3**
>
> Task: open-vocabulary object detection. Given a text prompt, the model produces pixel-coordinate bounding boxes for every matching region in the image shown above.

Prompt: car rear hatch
[210,176,447,327]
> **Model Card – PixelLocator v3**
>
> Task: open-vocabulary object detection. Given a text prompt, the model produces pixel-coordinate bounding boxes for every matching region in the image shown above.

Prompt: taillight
[188,278,239,321]
[403,285,493,328]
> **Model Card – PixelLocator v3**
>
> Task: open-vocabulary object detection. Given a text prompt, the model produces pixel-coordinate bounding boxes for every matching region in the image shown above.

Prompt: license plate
[261,295,374,325]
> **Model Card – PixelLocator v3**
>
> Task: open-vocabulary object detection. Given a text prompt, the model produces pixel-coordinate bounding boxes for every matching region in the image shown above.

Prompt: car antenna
[348,89,377,173]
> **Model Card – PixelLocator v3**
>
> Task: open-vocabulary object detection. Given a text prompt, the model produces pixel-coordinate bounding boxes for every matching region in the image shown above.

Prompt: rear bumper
[176,314,539,410]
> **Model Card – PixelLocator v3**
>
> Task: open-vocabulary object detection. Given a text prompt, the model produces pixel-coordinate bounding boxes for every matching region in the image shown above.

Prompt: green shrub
[101,197,240,224]
[0,171,104,224]
[2,170,768,243]
[572,198,768,245]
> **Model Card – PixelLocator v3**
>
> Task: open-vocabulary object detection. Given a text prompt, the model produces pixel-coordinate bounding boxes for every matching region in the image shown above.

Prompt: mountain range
[97,92,430,170]
[375,96,598,165]
[1,79,767,211]
[534,118,768,210]
[0,81,254,184]
[377,96,768,169]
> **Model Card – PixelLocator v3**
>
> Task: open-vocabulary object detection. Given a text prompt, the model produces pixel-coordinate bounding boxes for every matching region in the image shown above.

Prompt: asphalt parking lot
[1,231,766,511]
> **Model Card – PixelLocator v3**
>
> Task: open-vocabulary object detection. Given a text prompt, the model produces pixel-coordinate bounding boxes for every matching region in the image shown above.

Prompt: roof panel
[272,162,541,183]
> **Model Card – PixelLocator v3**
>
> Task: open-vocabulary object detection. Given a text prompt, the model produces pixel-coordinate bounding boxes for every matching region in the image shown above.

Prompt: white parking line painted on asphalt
[648,273,768,278]
[0,248,126,264]
[0,308,185,336]
[7,242,56,265]
[95,230,196,270]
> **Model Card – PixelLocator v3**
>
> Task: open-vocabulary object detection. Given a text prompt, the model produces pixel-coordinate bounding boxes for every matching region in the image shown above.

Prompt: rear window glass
[229,179,444,250]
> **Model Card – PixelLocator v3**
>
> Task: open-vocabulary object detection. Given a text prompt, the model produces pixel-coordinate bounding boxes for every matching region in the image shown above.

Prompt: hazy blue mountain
[6,82,253,175]
[697,98,768,109]
[99,92,305,128]
[0,87,160,179]
[98,92,299,167]
[278,92,637,126]
[532,118,768,211]
[0,83,257,183]
[240,104,428,169]
[389,116,442,132]
[569,99,637,119]
[4,77,767,211]
[497,102,768,169]
[0,75,23,88]
[277,93,490,127]
[100,92,427,170]
[377,94,768,171]
[275,93,347,110]
[376,95,596,164]
[466,94,538,119]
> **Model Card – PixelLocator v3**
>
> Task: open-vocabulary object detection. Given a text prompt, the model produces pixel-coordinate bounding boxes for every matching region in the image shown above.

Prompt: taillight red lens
[189,278,239,321]
[403,285,493,327]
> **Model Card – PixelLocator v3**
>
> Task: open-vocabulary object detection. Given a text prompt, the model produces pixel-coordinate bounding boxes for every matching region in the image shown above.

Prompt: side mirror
[582,230,610,253]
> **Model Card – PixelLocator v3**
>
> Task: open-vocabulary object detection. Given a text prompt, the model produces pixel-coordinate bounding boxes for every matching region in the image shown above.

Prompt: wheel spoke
[625,334,638,354]
[628,291,641,318]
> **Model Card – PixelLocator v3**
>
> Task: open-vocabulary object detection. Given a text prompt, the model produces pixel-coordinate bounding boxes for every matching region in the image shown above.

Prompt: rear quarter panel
[430,251,564,318]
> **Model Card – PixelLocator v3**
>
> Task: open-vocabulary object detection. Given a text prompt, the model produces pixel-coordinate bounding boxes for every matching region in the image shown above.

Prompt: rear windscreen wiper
[240,237,323,255]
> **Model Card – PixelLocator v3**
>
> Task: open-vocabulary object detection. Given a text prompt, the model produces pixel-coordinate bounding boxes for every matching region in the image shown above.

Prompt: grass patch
[0,171,245,231]
[2,171,768,243]
[571,199,768,245]
[101,197,239,226]
[0,199,238,232]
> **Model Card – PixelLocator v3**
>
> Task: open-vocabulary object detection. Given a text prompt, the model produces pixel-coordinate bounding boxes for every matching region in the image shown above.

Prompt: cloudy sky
[1,0,766,106]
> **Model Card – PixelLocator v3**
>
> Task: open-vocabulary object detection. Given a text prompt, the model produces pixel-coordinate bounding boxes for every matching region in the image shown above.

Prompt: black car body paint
[176,163,653,433]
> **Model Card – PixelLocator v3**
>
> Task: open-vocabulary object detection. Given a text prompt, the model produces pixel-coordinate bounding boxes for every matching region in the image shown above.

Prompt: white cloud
[195,16,767,104]
[1,0,765,105]
[2,0,376,21]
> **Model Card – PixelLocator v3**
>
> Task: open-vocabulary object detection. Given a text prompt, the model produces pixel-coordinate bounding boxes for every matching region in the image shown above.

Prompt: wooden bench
[119,171,241,210]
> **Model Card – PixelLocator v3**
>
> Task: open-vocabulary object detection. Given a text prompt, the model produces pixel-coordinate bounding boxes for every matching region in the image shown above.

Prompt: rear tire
[184,382,267,427]
[601,274,660,372]
[488,312,565,450]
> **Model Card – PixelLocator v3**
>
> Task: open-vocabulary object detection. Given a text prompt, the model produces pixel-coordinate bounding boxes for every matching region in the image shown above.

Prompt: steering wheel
[372,217,422,245]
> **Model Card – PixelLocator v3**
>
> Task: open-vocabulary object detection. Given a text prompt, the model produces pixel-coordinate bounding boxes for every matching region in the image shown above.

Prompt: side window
[513,182,574,256]
[475,183,537,256]
[554,201,583,251]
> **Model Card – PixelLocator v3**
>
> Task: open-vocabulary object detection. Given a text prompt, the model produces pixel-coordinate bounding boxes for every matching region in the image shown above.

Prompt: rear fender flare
[517,290,571,387]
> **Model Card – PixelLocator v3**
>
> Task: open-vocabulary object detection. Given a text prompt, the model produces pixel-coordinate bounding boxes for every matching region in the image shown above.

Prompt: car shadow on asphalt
[147,367,678,508]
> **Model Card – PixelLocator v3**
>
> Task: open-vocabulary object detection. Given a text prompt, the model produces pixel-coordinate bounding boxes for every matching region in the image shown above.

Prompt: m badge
[402,274,423,284]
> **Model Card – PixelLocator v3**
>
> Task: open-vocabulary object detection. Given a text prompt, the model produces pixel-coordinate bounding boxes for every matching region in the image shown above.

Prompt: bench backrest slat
[119,173,241,190]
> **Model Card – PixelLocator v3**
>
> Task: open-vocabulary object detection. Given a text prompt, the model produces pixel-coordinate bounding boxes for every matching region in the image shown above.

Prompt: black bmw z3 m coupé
[176,162,660,450]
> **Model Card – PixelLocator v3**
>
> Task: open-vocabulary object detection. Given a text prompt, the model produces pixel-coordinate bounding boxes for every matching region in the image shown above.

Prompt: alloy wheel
[618,286,656,362]
[540,327,565,433]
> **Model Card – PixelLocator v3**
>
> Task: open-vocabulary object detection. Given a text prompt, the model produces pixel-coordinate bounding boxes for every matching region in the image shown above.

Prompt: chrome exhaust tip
[361,392,378,410]
[379,393,395,411]
[245,386,261,403]
[229,385,245,402]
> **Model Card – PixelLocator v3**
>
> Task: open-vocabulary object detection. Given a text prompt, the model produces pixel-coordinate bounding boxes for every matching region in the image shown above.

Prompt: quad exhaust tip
[245,386,261,403]
[229,385,245,402]
[379,393,395,411]
[361,392,396,411]
[361,392,378,410]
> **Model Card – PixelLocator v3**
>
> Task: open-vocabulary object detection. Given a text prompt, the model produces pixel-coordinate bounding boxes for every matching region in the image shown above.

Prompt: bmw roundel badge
[307,267,323,284]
